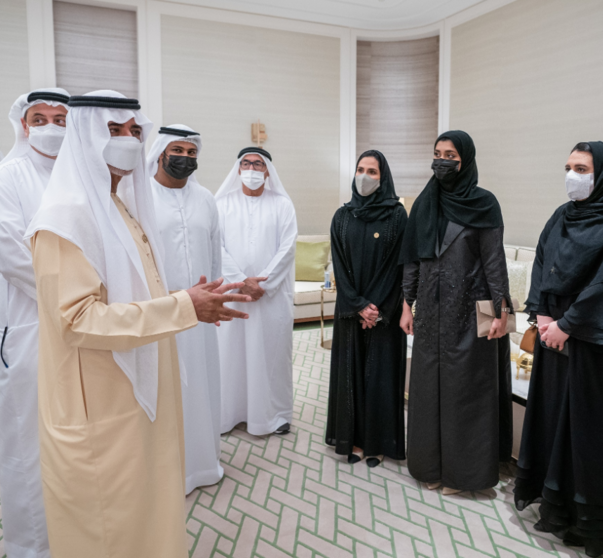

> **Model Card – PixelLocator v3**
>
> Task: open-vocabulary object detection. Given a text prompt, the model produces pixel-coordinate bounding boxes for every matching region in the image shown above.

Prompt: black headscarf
[539,141,603,296]
[399,130,503,264]
[344,150,402,222]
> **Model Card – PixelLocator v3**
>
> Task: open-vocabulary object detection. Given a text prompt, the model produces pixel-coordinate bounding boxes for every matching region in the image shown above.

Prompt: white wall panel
[53,1,138,98]
[0,0,30,157]
[450,0,603,247]
[160,15,340,235]
[356,37,439,199]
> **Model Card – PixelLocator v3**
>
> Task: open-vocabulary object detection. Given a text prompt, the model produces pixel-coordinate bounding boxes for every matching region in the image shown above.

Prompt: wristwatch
[501,307,511,314]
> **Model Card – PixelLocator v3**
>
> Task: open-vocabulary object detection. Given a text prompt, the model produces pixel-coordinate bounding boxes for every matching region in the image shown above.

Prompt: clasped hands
[186,276,251,326]
[239,276,268,301]
[359,303,379,329]
[538,315,569,351]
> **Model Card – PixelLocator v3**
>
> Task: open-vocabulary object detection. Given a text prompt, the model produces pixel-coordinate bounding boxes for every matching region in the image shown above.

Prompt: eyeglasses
[240,159,266,170]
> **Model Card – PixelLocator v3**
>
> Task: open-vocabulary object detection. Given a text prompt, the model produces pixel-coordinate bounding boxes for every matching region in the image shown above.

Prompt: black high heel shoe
[347,449,364,464]
[366,455,384,468]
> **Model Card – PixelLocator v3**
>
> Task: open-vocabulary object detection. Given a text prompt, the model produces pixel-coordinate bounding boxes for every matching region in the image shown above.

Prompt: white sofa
[294,235,336,322]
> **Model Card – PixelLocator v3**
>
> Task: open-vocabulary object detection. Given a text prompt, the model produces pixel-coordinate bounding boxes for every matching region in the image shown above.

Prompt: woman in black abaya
[325,150,408,467]
[400,130,513,495]
[515,141,603,558]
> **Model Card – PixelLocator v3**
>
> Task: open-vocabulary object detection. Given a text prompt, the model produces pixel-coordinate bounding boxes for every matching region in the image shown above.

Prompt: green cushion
[295,241,330,281]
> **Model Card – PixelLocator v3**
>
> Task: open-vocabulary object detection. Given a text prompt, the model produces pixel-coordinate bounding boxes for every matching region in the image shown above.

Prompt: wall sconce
[251,120,268,147]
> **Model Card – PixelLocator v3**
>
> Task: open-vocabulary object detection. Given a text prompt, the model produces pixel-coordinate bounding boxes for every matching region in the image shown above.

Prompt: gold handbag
[475,299,519,338]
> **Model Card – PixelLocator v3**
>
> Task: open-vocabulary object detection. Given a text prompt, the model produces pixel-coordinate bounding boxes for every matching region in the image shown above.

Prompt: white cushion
[295,281,326,293]
[504,246,518,260]
[507,259,533,312]
[294,281,337,305]
[516,247,536,262]
[515,311,530,335]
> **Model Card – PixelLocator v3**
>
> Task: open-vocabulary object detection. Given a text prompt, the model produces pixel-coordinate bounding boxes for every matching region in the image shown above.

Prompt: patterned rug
[0,327,587,558]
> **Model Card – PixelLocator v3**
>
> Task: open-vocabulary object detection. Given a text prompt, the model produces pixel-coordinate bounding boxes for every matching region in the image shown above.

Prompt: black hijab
[539,141,603,296]
[399,130,503,264]
[344,150,402,222]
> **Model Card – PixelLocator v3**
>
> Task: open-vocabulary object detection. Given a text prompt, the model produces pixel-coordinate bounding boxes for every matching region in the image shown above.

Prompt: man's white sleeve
[218,208,247,284]
[209,198,222,282]
[259,202,298,298]
[0,171,37,300]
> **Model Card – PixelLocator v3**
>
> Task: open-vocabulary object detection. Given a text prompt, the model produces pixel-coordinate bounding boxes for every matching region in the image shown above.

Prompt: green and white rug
[0,327,587,557]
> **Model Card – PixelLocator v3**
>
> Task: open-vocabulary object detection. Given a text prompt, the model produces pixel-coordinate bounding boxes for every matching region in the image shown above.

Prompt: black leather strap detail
[27,92,70,104]
[158,127,200,138]
[1,327,8,368]
[237,146,272,161]
[68,96,140,109]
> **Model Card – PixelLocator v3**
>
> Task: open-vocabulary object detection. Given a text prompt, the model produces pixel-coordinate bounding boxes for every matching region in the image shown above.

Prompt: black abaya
[404,224,512,490]
[515,294,603,557]
[515,142,603,557]
[325,203,408,459]
[400,130,512,490]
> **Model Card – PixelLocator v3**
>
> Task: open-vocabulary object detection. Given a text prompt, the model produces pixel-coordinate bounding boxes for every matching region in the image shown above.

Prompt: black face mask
[162,153,198,180]
[431,158,460,191]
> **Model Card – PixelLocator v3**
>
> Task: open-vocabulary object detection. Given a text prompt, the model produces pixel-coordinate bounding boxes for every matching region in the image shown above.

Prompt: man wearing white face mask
[216,147,297,436]
[24,91,250,558]
[0,87,70,558]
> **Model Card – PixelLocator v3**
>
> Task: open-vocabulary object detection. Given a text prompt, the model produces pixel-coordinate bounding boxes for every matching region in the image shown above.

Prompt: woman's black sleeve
[478,226,512,319]
[525,205,567,316]
[330,211,370,318]
[402,261,420,307]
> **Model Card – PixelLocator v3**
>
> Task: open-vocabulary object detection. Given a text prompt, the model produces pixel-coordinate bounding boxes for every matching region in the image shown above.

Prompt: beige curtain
[53,1,138,99]
[357,38,439,199]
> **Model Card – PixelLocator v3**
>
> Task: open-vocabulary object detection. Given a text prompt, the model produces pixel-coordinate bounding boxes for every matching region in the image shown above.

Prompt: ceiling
[166,0,487,30]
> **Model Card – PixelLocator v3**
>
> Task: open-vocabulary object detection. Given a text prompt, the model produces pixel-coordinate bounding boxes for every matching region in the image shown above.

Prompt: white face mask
[356,173,380,197]
[240,169,265,190]
[28,123,66,157]
[566,170,595,201]
[103,136,144,174]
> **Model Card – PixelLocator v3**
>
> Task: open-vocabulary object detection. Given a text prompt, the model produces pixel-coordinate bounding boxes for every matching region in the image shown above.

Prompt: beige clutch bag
[476,299,519,338]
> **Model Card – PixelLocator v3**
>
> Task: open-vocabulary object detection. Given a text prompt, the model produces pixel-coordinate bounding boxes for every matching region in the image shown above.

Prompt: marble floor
[0,327,586,558]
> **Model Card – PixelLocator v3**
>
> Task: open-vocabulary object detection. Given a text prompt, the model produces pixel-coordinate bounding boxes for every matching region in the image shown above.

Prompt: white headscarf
[215,150,291,201]
[25,90,168,422]
[2,87,70,165]
[146,124,202,183]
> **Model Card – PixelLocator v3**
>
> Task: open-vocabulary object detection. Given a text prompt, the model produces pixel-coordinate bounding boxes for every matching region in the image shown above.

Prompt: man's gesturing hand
[186,276,251,325]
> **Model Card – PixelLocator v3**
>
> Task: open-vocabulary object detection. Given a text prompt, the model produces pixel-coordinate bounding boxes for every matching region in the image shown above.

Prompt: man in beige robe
[25,90,249,558]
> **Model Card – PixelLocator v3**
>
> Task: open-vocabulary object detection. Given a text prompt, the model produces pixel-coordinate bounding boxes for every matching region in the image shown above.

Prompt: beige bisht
[26,91,197,558]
